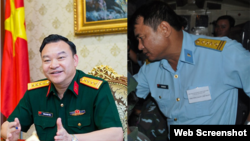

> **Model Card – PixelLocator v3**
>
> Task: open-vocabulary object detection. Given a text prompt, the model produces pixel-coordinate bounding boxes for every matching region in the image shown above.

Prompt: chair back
[88,65,127,140]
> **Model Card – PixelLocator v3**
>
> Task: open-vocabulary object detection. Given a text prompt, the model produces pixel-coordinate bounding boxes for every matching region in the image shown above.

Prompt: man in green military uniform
[1,34,123,141]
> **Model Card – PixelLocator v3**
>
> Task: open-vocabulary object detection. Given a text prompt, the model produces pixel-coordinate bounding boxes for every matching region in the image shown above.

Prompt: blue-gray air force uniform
[134,31,250,138]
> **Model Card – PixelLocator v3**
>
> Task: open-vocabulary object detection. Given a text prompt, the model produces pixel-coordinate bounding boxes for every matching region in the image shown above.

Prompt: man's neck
[166,53,180,71]
[165,30,183,71]
[55,86,68,99]
[54,72,76,99]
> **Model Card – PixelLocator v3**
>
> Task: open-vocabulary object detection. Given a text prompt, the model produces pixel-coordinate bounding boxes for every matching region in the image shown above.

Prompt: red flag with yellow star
[1,0,30,118]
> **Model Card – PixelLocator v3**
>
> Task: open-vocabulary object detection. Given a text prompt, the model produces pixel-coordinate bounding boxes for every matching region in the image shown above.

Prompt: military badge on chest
[70,110,86,116]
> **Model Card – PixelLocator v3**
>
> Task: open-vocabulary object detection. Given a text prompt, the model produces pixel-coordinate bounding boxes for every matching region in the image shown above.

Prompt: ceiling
[128,0,250,9]
[128,0,250,17]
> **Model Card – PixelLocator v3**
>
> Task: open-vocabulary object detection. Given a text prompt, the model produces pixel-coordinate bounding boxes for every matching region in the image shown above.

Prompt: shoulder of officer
[195,38,227,51]
[28,79,50,90]
[79,76,103,90]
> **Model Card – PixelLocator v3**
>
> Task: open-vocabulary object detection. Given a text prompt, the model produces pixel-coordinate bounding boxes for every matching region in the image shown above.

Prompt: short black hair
[39,34,77,55]
[132,1,182,31]
[179,16,188,29]
[216,15,235,28]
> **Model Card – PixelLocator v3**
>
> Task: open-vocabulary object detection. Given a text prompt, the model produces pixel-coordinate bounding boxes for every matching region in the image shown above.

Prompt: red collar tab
[74,81,79,95]
[46,84,51,97]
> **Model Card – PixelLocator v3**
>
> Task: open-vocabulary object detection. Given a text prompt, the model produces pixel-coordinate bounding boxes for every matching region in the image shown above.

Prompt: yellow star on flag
[4,0,27,57]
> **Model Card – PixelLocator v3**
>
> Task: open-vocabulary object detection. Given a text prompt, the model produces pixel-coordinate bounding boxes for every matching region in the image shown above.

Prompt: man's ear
[73,54,79,67]
[159,21,172,38]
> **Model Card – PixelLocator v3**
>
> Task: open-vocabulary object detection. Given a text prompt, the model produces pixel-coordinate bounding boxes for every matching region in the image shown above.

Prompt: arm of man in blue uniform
[133,63,150,99]
[222,41,250,97]
[222,40,250,124]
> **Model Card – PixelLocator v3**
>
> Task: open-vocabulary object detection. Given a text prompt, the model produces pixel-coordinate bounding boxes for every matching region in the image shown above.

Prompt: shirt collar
[179,31,195,65]
[160,31,195,72]
[46,70,79,97]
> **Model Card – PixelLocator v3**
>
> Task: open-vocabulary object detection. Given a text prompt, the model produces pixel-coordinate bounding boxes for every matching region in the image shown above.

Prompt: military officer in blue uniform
[131,1,250,139]
[1,34,123,141]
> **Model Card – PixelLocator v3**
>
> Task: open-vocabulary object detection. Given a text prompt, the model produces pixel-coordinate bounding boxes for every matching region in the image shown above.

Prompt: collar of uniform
[46,70,79,97]
[46,83,57,97]
[179,31,195,65]
[67,70,79,97]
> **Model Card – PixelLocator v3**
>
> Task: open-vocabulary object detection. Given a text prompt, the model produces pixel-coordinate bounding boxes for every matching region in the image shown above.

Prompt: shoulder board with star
[195,38,226,51]
[80,77,103,89]
[28,80,50,90]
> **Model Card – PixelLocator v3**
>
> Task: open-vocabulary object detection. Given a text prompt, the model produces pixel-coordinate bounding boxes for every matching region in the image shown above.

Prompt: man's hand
[6,118,21,141]
[54,118,71,141]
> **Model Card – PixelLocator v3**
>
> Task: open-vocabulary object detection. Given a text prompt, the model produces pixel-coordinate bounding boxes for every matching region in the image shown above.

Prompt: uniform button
[174,75,178,78]
[159,96,161,99]
[174,118,177,121]
[60,103,64,107]
[78,123,81,126]
[176,98,180,101]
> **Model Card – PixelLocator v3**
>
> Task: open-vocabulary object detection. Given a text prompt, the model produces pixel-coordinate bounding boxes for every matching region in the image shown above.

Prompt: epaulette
[80,77,103,89]
[195,38,226,51]
[28,80,50,90]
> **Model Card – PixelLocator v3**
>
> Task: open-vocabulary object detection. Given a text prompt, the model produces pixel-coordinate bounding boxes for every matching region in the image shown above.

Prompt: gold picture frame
[74,0,127,36]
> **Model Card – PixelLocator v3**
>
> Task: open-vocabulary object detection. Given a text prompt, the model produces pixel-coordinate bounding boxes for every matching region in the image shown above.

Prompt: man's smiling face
[41,40,78,86]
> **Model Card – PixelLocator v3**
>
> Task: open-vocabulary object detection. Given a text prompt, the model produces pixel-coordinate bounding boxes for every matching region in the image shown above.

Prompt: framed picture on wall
[74,0,127,36]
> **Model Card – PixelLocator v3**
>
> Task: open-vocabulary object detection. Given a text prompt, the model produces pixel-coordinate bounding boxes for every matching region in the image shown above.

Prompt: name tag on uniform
[186,86,211,103]
[157,84,168,89]
[38,111,53,117]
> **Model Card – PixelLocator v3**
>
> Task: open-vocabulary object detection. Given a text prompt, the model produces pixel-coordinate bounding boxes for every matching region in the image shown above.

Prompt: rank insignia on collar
[70,110,86,116]
[28,80,50,90]
[195,38,226,51]
[184,49,194,64]
[80,77,103,89]
[38,111,53,117]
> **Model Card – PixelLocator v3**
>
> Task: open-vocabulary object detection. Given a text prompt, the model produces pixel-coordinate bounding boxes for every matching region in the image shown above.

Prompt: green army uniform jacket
[8,70,122,141]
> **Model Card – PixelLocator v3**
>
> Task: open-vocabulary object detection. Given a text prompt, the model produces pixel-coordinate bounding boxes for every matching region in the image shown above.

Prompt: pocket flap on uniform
[68,116,91,129]
[34,117,56,129]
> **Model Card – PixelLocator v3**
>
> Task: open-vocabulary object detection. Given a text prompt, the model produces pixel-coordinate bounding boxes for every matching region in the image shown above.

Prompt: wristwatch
[71,134,78,141]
